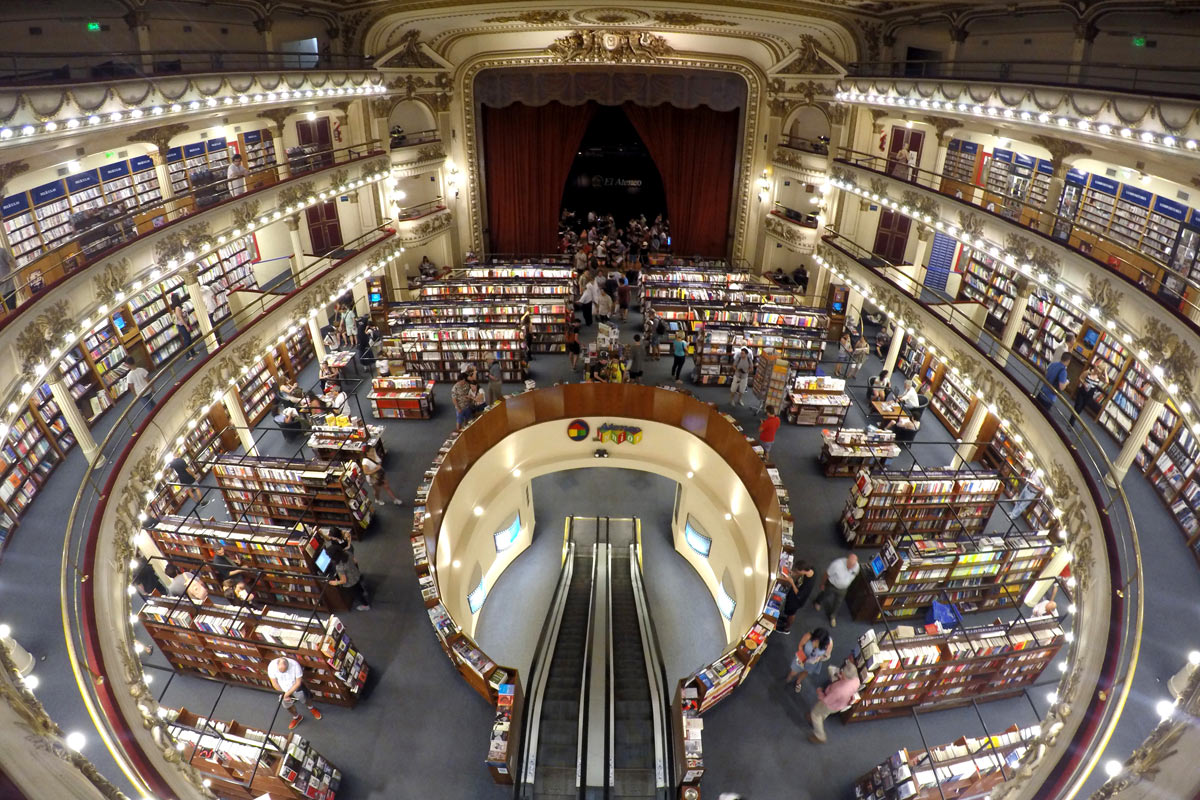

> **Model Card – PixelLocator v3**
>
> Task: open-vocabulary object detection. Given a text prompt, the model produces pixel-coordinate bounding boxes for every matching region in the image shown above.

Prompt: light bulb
[65,731,86,751]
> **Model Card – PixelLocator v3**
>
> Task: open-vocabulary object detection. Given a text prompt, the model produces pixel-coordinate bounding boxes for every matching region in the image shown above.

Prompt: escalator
[519,517,670,799]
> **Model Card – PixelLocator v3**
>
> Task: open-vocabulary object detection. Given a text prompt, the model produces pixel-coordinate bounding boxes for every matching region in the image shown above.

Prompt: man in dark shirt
[1037,352,1071,410]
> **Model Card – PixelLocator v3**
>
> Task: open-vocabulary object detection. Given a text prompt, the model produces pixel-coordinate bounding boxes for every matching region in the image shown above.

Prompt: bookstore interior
[0,4,1198,800]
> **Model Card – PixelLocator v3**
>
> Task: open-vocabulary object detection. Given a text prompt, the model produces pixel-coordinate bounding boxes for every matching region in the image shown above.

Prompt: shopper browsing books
[362,450,403,506]
[813,554,860,628]
[164,564,209,605]
[268,656,323,730]
[776,560,816,634]
[758,407,782,459]
[327,545,371,611]
[223,577,268,615]
[451,372,474,430]
[730,347,754,406]
[808,660,860,743]
[784,627,832,692]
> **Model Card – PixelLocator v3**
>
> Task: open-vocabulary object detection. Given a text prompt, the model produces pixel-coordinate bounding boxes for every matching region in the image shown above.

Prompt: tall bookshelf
[1146,425,1200,542]
[930,368,976,439]
[1014,289,1083,371]
[847,532,1058,621]
[235,357,278,428]
[146,515,350,612]
[125,274,188,366]
[384,325,526,383]
[276,327,315,379]
[840,469,1003,548]
[692,312,827,385]
[164,707,342,800]
[896,334,929,380]
[194,235,260,324]
[82,319,131,404]
[957,250,1018,334]
[416,273,574,353]
[211,455,374,532]
[853,725,1039,800]
[848,616,1064,721]
[138,601,368,706]
[0,405,64,519]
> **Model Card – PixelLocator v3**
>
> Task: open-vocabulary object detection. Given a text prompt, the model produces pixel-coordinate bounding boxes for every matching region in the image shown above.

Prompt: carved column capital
[0,160,30,197]
[948,23,969,44]
[254,17,273,35]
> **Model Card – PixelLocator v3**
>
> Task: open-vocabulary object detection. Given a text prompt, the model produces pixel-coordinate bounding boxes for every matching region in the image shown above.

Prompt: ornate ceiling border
[457,48,766,262]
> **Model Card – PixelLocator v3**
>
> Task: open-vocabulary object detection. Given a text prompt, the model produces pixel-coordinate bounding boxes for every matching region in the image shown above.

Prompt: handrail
[779,133,830,155]
[771,203,820,229]
[390,129,441,148]
[0,50,374,86]
[820,228,1140,800]
[0,138,384,330]
[845,59,1200,100]
[396,198,446,221]
[832,145,1200,325]
[628,538,670,794]
[60,224,395,798]
[579,531,600,794]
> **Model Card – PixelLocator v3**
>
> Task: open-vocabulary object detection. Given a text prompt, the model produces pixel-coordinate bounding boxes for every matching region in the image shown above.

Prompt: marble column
[996,279,1034,366]
[1104,385,1165,487]
[882,322,906,375]
[308,315,328,362]
[287,217,307,283]
[950,403,989,469]
[223,387,258,456]
[48,376,102,466]
[183,268,218,354]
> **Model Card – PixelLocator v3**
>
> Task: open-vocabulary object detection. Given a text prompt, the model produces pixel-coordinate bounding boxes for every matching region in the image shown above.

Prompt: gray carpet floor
[0,304,1195,800]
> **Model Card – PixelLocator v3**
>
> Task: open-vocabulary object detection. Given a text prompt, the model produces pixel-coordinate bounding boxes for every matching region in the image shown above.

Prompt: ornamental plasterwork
[483,10,571,24]
[0,160,29,194]
[230,199,262,230]
[956,210,985,239]
[776,34,839,75]
[945,349,1026,431]
[1029,134,1092,172]
[126,123,190,158]
[379,30,443,69]
[548,29,673,63]
[572,8,650,25]
[767,80,835,120]
[764,215,814,252]
[92,258,131,308]
[1085,275,1123,319]
[256,106,298,137]
[14,299,73,372]
[921,115,960,144]
[651,11,736,27]
[771,147,825,183]
[398,210,453,243]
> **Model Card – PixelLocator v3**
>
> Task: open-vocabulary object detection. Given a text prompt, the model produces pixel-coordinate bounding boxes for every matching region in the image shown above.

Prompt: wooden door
[886,126,925,181]
[873,209,912,264]
[305,200,343,255]
[295,118,334,169]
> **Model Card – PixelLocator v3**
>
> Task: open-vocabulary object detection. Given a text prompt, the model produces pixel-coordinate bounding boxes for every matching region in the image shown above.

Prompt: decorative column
[255,17,277,67]
[923,116,959,179]
[1104,384,1166,488]
[882,321,906,374]
[286,216,307,283]
[951,402,989,469]
[1067,21,1099,84]
[183,268,218,354]
[124,8,153,73]
[124,124,189,201]
[908,227,933,274]
[255,109,296,180]
[996,278,1034,366]
[946,24,969,77]
[222,388,258,456]
[48,376,103,465]
[308,315,328,362]
[1030,136,1092,235]
[0,624,35,676]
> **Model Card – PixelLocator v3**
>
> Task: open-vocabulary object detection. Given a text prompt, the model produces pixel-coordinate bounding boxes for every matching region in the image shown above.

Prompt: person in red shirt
[759,406,781,459]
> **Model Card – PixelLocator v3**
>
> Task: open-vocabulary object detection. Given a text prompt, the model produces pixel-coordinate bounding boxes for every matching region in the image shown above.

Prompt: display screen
[112,312,127,332]
[315,548,332,573]
[369,292,382,303]
[831,301,845,313]
[494,513,521,552]
[870,554,886,577]
[468,579,487,613]
[716,580,736,620]
[1081,328,1100,348]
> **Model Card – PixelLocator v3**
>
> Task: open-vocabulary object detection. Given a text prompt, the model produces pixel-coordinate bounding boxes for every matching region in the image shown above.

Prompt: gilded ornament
[651,11,735,27]
[380,30,441,69]
[92,258,131,307]
[548,29,673,63]
[780,34,838,75]
[1029,135,1092,172]
[256,107,298,137]
[126,123,189,159]
[1085,275,1123,319]
[483,10,570,24]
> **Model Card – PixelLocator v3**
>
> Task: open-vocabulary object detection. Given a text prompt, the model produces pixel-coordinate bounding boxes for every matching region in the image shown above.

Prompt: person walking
[832,331,853,378]
[1070,362,1102,428]
[485,354,504,405]
[327,545,371,610]
[267,656,323,730]
[362,449,403,506]
[648,315,665,361]
[784,627,833,691]
[776,560,816,634]
[813,553,860,627]
[628,334,645,383]
[809,660,861,743]
[617,278,632,321]
[452,371,475,430]
[170,295,197,359]
[596,287,614,324]
[1036,352,1071,411]
[670,332,688,382]
[758,406,782,459]
[566,321,582,370]
[121,356,156,412]
[847,336,870,379]
[168,456,208,506]
[730,347,754,407]
[577,274,599,327]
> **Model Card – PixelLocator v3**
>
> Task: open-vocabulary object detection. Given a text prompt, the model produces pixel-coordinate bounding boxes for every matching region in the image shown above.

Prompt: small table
[871,401,909,423]
[320,350,358,380]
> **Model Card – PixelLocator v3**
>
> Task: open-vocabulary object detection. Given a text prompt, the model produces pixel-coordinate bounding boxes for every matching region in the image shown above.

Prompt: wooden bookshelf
[957,250,1018,335]
[853,724,1039,800]
[1014,289,1084,372]
[840,469,1003,549]
[847,532,1058,622]
[145,515,351,612]
[787,375,850,426]
[896,335,930,381]
[276,327,315,380]
[164,707,343,800]
[0,403,65,520]
[193,235,260,325]
[1145,425,1200,549]
[752,352,791,412]
[383,324,527,383]
[694,318,825,385]
[485,679,524,784]
[234,357,278,428]
[415,272,574,353]
[211,455,374,533]
[369,375,435,419]
[139,601,368,706]
[848,617,1064,721]
[930,367,976,439]
[820,428,899,477]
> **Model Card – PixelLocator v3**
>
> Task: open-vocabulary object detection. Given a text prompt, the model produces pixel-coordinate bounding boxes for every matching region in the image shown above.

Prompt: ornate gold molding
[777,34,838,75]
[14,299,73,372]
[125,123,189,159]
[482,10,570,24]
[548,29,672,63]
[91,258,130,308]
[1030,134,1092,173]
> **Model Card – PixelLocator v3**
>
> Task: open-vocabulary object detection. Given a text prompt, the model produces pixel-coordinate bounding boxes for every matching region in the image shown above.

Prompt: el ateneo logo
[590,174,643,188]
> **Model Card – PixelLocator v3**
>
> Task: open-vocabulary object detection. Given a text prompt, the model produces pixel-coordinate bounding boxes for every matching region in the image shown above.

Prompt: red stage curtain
[482,102,596,255]
[622,103,740,258]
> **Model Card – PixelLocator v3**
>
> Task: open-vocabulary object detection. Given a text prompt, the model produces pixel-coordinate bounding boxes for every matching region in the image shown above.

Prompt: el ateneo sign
[590,174,643,188]
[566,419,643,444]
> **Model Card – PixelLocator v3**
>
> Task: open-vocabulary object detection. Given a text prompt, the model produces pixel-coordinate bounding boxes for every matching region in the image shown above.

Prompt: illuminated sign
[593,423,642,445]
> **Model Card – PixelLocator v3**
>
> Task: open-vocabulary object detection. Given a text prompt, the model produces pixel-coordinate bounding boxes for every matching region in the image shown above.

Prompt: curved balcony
[764,204,819,253]
[389,132,446,178]
[771,134,830,181]
[395,199,451,244]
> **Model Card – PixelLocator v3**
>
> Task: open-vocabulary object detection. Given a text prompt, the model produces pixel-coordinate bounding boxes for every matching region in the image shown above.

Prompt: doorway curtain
[482,102,597,255]
[621,103,740,258]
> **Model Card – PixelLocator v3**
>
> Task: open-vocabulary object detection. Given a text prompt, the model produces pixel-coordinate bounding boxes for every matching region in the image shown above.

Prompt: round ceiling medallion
[573,8,651,25]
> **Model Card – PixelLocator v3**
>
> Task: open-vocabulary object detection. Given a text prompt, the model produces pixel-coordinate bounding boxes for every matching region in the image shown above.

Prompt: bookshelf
[930,368,976,439]
[847,532,1057,621]
[31,382,76,456]
[940,139,979,186]
[126,274,187,366]
[164,707,342,800]
[1097,360,1153,447]
[840,469,1003,549]
[82,319,130,402]
[145,515,351,612]
[0,405,64,519]
[752,352,791,411]
[384,325,527,383]
[787,375,850,426]
[848,616,1064,721]
[194,236,259,324]
[853,725,1039,800]
[896,334,929,380]
[369,375,435,419]
[1146,425,1200,545]
[57,345,109,421]
[982,149,1052,225]
[957,250,1018,334]
[211,455,374,532]
[415,273,574,353]
[977,426,1034,500]
[234,357,278,428]
[1014,288,1083,371]
[276,327,315,380]
[307,417,384,462]
[820,428,899,477]
[693,317,826,385]
[139,601,368,706]
[485,680,524,784]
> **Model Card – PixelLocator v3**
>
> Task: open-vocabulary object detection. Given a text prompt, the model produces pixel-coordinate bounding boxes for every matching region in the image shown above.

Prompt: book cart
[368,375,435,419]
[138,599,368,706]
[847,616,1064,721]
[820,428,899,477]
[840,469,1003,549]
[163,707,342,800]
[846,532,1058,622]
[145,515,352,612]
[853,724,1039,800]
[210,454,374,534]
[788,375,850,426]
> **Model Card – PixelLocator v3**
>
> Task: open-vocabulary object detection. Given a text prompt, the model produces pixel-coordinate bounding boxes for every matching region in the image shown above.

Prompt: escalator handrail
[605,517,617,790]
[627,540,672,795]
[577,523,601,794]
[517,532,579,791]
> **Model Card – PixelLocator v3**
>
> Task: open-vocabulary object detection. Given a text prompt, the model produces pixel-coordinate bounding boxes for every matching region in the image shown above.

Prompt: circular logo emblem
[567,419,590,441]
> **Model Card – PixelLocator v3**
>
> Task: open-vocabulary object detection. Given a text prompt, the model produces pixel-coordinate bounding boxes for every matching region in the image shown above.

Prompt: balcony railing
[0,139,384,328]
[778,133,830,156]
[389,129,441,150]
[396,198,446,221]
[0,50,374,86]
[832,146,1200,321]
[845,59,1200,100]
[771,203,820,229]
